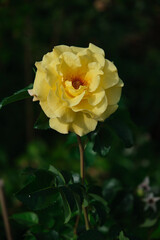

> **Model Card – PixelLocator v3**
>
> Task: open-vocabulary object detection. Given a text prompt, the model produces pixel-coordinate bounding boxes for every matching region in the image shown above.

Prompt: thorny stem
[0,180,13,240]
[76,135,90,231]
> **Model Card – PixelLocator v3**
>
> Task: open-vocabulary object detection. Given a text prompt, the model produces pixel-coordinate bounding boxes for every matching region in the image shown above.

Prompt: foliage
[0,0,160,239]
[0,84,32,110]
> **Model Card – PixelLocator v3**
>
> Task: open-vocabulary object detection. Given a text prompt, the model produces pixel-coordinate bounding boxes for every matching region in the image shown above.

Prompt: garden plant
[0,2,160,238]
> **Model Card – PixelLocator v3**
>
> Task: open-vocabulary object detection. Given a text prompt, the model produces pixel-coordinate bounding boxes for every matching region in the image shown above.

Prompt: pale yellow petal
[93,53,105,68]
[60,52,81,68]
[61,86,85,107]
[117,78,124,87]
[72,100,93,113]
[40,100,55,118]
[28,89,39,101]
[47,89,67,117]
[97,104,118,121]
[41,51,55,67]
[33,96,38,102]
[89,43,104,56]
[106,80,123,105]
[45,64,60,87]
[91,95,108,116]
[68,91,86,107]
[35,61,44,71]
[49,118,69,134]
[87,88,105,106]
[54,45,72,56]
[102,60,119,89]
[70,113,97,136]
[33,70,50,101]
[28,89,34,96]
[77,49,93,72]
[60,108,75,123]
[71,46,85,54]
[85,73,101,92]
[72,95,108,117]
[89,75,101,92]
[88,62,103,72]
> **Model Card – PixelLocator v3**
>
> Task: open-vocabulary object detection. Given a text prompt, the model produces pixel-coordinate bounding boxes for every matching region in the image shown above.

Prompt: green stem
[76,135,90,231]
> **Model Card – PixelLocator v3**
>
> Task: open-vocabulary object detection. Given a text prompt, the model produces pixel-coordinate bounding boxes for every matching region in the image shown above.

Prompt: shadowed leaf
[0,84,33,109]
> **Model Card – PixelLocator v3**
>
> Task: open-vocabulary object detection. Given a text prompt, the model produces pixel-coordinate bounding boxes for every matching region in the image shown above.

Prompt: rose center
[72,79,82,89]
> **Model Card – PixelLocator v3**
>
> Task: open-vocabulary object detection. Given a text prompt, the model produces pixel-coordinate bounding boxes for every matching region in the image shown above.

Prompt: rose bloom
[29,43,123,136]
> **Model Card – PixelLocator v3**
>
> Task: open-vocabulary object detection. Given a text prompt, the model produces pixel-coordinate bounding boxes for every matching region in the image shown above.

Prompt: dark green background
[0,0,160,239]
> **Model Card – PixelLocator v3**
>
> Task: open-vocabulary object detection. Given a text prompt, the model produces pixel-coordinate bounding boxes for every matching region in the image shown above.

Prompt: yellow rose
[29,43,123,136]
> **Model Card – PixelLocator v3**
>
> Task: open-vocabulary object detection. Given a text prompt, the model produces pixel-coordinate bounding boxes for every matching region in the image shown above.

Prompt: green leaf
[48,165,65,185]
[69,183,84,214]
[16,169,60,210]
[49,166,73,186]
[66,133,77,145]
[118,231,130,240]
[107,108,134,148]
[60,224,74,239]
[102,178,122,202]
[12,212,39,227]
[78,230,105,240]
[34,111,50,130]
[59,187,72,223]
[35,230,59,240]
[89,193,109,226]
[140,218,157,228]
[61,171,73,184]
[92,201,107,226]
[0,84,33,109]
[92,129,111,157]
[151,222,160,239]
[111,121,133,148]
[72,192,82,214]
[38,207,56,228]
[84,142,97,167]
[89,193,109,209]
[24,232,36,240]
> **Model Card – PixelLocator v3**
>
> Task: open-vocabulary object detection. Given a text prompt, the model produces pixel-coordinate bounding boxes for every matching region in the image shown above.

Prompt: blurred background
[0,0,160,239]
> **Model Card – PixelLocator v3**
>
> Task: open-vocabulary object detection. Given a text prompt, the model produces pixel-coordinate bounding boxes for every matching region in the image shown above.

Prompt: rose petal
[49,118,69,134]
[91,95,108,116]
[101,60,119,89]
[61,86,85,107]
[93,53,105,68]
[106,79,123,105]
[60,52,81,68]
[60,108,75,123]
[54,45,72,56]
[45,63,60,88]
[72,95,108,117]
[85,73,101,92]
[89,43,105,56]
[97,104,118,121]
[70,113,97,136]
[33,70,50,101]
[40,100,55,118]
[47,89,67,117]
[87,88,105,106]
[71,46,85,54]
